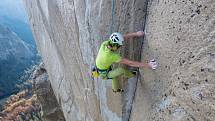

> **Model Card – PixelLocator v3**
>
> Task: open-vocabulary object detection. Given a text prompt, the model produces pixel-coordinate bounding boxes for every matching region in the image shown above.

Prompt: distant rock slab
[32,63,65,121]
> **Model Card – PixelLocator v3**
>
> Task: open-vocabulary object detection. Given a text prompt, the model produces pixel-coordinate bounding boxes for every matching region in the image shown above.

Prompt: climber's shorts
[97,67,113,80]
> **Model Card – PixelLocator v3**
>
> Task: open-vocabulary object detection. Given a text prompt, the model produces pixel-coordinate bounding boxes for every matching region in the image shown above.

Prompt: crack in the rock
[126,0,150,120]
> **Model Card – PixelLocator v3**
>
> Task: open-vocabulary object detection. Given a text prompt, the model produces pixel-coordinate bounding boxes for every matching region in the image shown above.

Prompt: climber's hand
[136,31,144,37]
[148,59,157,70]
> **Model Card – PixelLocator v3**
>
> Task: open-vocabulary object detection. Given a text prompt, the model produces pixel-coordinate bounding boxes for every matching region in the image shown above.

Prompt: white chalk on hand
[149,59,157,70]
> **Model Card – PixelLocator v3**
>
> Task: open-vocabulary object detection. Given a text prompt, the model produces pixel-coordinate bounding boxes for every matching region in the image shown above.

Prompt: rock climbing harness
[91,65,112,79]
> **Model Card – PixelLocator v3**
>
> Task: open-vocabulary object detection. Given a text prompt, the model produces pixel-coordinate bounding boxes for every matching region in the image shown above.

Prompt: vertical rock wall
[24,0,146,121]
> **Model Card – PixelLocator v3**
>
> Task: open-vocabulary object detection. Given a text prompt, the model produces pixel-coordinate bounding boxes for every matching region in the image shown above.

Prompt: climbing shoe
[131,70,139,76]
[112,88,124,93]
[132,70,138,76]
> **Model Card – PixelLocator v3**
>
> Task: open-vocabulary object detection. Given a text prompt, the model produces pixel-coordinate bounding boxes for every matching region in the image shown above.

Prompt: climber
[93,31,157,93]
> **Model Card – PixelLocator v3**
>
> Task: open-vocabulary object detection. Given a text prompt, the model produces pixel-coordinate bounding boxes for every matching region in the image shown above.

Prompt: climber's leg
[108,67,135,91]
[112,77,120,91]
[108,67,134,79]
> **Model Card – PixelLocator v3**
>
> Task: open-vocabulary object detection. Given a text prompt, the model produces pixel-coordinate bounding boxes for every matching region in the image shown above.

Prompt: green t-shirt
[96,40,122,69]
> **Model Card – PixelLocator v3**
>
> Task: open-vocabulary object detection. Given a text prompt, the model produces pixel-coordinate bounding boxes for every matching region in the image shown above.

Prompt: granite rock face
[130,0,215,121]
[24,0,215,121]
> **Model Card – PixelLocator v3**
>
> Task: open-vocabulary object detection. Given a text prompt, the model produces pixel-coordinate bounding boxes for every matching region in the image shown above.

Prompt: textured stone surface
[24,0,215,121]
[130,0,215,121]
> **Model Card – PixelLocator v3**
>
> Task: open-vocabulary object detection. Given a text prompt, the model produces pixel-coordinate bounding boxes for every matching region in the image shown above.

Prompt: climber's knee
[117,67,126,72]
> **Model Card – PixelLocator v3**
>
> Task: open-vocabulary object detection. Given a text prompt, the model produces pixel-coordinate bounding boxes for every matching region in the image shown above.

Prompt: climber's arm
[123,31,144,41]
[119,58,150,68]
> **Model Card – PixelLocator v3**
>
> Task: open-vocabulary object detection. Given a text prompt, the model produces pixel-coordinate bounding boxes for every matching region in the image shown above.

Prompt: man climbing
[95,31,157,93]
